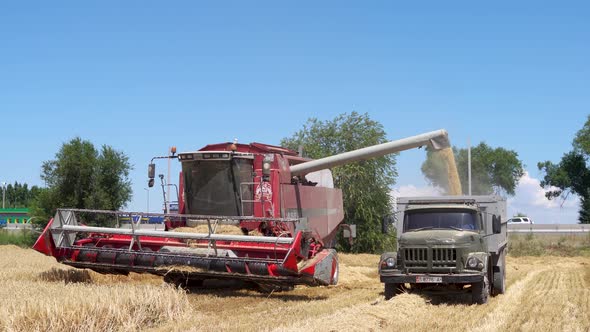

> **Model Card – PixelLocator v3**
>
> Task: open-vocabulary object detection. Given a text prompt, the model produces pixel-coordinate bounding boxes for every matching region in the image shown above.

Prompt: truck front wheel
[492,265,506,295]
[384,283,403,300]
[471,276,490,304]
[492,252,506,295]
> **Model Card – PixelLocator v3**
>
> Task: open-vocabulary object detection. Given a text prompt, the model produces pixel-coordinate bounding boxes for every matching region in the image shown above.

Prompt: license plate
[416,276,442,283]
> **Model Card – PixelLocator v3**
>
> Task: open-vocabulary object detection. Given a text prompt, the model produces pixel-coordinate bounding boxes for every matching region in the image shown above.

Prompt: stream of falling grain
[439,147,462,195]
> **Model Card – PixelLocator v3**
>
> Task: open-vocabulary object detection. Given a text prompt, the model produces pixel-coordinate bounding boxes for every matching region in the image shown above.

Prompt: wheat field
[0,245,588,332]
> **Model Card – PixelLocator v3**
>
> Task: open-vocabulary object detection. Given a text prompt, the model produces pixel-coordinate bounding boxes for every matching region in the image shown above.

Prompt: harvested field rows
[1,245,588,331]
[0,245,188,332]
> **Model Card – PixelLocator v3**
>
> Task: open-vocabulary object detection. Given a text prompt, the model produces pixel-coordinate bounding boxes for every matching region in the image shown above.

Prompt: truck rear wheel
[492,265,506,295]
[471,276,490,304]
[384,283,403,300]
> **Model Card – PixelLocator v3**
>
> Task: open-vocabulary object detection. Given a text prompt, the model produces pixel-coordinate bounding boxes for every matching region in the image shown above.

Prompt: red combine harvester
[33,130,450,289]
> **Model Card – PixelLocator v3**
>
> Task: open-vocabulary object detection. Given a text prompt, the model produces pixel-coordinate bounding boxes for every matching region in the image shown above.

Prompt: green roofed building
[0,208,30,226]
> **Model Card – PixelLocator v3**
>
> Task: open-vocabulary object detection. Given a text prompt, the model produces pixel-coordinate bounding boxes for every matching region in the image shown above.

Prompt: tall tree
[538,115,590,223]
[421,142,524,196]
[281,112,397,253]
[31,137,132,226]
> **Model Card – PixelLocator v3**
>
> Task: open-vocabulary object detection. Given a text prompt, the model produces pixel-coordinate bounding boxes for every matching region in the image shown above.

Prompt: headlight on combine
[466,256,484,270]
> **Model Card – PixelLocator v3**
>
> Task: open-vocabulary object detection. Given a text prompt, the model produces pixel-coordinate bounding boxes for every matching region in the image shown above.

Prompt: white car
[507,217,534,224]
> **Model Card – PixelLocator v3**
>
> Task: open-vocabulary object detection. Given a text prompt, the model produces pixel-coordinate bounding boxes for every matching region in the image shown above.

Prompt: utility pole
[1,182,6,209]
[167,147,171,214]
[144,188,150,213]
[468,138,472,196]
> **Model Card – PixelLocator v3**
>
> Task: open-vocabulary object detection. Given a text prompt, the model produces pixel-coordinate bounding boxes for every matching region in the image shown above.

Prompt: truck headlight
[466,257,483,270]
[380,254,396,270]
[385,257,396,268]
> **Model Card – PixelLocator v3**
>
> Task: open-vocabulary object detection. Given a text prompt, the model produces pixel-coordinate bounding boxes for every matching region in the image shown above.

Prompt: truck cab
[379,196,507,304]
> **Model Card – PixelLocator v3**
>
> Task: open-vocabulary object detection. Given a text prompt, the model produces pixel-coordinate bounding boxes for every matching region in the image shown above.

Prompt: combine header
[33,130,451,289]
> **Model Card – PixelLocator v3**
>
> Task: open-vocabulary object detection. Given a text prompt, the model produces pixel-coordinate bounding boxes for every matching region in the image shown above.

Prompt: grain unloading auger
[33,130,451,289]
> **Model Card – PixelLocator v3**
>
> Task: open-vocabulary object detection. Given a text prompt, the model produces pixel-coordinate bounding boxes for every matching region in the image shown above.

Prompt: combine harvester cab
[33,130,451,290]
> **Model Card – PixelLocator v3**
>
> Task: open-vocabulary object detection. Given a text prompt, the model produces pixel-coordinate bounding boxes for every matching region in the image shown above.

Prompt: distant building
[0,208,29,227]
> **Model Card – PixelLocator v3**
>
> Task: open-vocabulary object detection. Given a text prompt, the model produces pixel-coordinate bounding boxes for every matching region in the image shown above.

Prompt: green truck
[379,196,507,304]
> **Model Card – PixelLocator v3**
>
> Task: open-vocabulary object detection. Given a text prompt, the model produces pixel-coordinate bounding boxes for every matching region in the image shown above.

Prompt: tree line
[0,182,42,209]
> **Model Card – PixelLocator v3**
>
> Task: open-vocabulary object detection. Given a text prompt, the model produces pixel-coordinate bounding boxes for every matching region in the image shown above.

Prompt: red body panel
[32,218,56,257]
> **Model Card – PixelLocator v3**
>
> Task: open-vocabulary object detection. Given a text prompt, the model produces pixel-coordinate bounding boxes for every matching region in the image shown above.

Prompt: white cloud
[509,172,577,209]
[507,172,579,224]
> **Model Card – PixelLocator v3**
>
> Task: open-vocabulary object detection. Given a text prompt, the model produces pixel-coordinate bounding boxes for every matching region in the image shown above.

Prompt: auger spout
[289,129,451,176]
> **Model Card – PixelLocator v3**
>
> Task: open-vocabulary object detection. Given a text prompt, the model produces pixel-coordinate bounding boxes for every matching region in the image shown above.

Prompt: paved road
[507,223,589,234]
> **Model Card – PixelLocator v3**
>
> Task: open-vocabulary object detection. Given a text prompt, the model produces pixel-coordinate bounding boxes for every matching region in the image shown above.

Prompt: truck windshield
[182,159,253,216]
[404,209,480,232]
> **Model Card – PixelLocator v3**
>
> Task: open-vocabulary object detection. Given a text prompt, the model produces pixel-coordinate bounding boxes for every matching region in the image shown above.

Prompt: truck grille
[432,248,457,268]
[403,248,457,269]
[404,248,428,267]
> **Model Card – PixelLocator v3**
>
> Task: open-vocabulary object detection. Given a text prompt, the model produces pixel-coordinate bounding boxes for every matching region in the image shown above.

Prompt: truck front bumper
[380,271,484,284]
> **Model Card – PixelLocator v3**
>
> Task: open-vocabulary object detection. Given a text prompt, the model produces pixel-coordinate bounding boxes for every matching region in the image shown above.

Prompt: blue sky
[0,2,588,223]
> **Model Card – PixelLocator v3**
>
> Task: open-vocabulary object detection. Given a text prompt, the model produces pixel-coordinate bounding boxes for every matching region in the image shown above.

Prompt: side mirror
[148,163,156,188]
[492,215,502,234]
[382,215,395,234]
[148,163,156,179]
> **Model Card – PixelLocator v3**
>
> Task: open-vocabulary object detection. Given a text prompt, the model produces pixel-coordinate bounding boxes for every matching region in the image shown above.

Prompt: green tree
[421,142,524,196]
[538,115,590,223]
[31,137,132,226]
[281,112,397,253]
[2,182,41,208]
